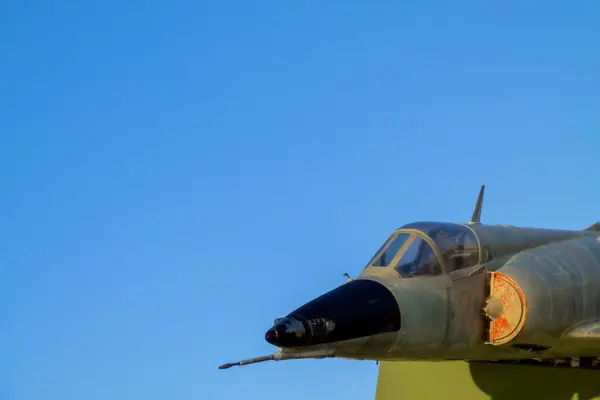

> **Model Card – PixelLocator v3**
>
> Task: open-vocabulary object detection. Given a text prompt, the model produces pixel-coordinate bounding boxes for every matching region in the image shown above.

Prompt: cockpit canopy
[365,222,480,278]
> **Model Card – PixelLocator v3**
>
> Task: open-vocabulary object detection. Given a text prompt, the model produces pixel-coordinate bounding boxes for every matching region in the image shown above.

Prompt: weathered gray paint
[469,223,588,262]
[500,235,600,350]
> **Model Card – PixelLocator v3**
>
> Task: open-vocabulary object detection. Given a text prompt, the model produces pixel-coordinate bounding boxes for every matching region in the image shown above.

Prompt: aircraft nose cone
[264,279,401,348]
[264,316,309,347]
[265,328,278,344]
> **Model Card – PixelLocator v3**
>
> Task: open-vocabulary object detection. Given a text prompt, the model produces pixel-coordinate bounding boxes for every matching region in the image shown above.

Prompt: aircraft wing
[584,222,600,232]
[561,319,600,346]
[563,320,600,339]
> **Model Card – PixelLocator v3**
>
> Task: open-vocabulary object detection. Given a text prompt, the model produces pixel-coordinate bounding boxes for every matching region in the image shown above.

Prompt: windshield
[365,229,445,277]
[395,237,442,277]
[369,233,411,267]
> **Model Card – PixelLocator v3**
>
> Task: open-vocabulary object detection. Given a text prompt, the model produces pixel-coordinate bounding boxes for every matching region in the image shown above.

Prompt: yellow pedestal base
[376,361,600,400]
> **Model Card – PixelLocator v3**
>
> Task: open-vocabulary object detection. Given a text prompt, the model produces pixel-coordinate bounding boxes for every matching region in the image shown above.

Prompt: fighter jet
[219,185,600,370]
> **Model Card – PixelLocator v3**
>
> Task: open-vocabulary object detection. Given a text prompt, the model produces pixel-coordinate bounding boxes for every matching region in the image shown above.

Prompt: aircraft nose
[264,328,278,343]
[264,316,310,346]
[264,279,401,348]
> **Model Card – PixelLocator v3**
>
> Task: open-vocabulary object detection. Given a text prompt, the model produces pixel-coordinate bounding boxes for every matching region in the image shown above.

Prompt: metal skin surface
[218,185,600,370]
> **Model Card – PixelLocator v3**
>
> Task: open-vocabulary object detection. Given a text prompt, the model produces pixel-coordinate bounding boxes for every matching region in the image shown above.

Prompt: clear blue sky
[1,1,599,399]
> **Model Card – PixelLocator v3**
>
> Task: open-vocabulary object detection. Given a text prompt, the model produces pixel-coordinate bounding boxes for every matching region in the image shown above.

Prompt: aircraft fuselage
[219,186,600,370]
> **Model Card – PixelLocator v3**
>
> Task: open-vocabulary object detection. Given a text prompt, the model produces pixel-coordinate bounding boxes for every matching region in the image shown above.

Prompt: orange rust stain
[487,271,528,345]
[491,316,510,338]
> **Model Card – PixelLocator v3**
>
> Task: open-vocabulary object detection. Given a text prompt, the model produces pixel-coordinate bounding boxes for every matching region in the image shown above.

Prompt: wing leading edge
[562,319,600,341]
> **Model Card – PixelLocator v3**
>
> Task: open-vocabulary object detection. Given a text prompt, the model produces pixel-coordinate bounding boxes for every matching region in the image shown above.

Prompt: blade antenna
[469,185,485,224]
